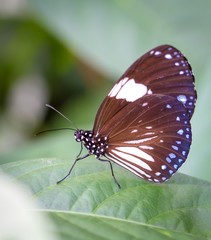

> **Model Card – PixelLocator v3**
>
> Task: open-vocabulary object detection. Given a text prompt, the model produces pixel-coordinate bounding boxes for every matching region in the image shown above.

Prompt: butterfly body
[60,44,197,186]
[74,129,108,158]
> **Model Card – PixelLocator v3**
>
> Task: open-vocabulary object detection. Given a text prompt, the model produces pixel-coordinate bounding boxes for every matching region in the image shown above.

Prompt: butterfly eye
[57,45,197,188]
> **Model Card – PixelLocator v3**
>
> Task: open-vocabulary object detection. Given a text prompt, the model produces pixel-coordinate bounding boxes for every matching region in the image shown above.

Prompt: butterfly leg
[57,153,90,184]
[76,141,83,158]
[98,158,121,189]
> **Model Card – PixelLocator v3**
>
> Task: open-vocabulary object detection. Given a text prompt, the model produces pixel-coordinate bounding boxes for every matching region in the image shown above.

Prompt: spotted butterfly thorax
[58,45,197,187]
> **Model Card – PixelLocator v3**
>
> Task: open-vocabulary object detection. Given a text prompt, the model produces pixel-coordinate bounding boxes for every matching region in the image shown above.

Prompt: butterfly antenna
[35,104,78,136]
[35,127,76,136]
[46,104,77,129]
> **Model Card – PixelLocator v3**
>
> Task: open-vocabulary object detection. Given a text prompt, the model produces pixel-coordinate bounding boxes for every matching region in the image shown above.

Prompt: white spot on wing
[169,153,176,158]
[143,132,155,136]
[172,145,178,151]
[154,51,161,56]
[177,95,187,105]
[140,146,154,150]
[124,135,157,144]
[182,151,186,156]
[177,129,184,135]
[155,172,161,176]
[131,129,138,133]
[108,77,147,102]
[165,54,172,59]
[142,102,148,107]
[186,134,190,139]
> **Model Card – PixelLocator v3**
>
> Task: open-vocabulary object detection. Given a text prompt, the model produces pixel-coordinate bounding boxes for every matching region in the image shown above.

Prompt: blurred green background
[0,0,211,181]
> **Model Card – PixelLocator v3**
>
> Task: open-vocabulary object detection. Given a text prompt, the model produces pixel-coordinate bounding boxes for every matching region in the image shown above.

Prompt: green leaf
[48,211,209,240]
[1,158,211,239]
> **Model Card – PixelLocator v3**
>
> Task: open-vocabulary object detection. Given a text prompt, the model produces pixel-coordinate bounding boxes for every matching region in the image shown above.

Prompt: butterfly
[58,45,197,188]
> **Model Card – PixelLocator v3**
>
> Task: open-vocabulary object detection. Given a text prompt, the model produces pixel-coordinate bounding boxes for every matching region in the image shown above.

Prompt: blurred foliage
[1,0,211,239]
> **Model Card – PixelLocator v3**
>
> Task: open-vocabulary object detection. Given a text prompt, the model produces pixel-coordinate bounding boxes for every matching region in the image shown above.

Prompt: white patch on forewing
[108,77,147,102]
[108,78,126,97]
[115,146,154,162]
